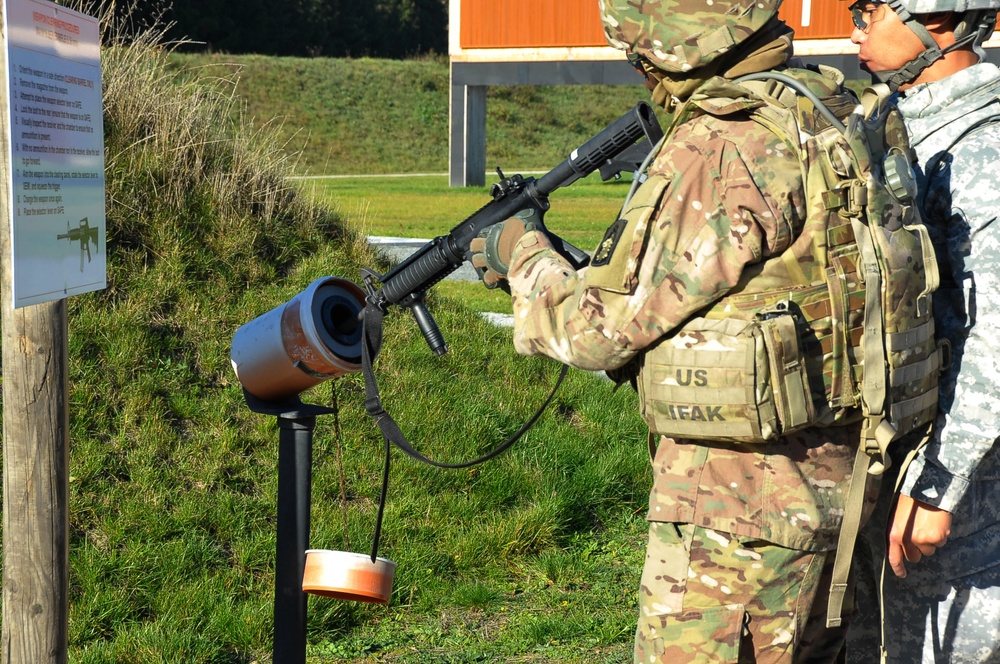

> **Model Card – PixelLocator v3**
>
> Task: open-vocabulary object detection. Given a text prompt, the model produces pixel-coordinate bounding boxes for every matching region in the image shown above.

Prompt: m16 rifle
[360,101,663,357]
[56,217,99,272]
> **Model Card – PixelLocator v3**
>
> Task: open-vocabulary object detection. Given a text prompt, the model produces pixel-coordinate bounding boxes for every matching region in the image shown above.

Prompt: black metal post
[241,391,334,664]
[273,413,314,664]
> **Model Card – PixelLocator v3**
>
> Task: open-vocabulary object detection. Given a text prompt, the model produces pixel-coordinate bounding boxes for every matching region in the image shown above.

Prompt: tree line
[79,0,449,58]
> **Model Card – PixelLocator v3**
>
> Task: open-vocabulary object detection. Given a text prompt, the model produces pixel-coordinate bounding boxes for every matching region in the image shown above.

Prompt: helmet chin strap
[871,51,941,90]
[875,1,995,91]
[874,0,945,90]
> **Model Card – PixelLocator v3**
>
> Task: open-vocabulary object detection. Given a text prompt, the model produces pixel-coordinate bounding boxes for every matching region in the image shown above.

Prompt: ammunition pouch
[638,305,814,443]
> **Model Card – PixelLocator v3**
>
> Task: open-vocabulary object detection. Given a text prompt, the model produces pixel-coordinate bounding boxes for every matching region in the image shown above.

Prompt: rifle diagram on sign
[57,217,99,272]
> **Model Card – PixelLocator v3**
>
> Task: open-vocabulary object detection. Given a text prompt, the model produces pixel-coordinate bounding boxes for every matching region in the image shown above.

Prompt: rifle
[56,217,99,272]
[360,101,663,356]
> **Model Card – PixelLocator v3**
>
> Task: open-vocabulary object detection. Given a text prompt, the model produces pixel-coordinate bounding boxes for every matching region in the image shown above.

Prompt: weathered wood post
[0,0,71,660]
[0,299,70,664]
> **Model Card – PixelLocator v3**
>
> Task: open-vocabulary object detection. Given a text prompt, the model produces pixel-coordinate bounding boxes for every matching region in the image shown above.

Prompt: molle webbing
[701,84,873,429]
[641,75,939,445]
[826,88,941,629]
[633,75,942,628]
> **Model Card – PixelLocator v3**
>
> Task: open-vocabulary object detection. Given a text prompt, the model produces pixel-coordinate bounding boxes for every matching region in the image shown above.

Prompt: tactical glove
[469,208,546,288]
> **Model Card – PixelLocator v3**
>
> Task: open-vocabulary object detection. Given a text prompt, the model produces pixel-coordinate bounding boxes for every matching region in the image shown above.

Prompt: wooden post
[0,1,71,661]
[0,299,70,664]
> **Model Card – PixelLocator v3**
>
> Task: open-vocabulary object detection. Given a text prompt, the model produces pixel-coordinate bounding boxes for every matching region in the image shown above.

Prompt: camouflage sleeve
[902,131,1000,511]
[507,123,798,372]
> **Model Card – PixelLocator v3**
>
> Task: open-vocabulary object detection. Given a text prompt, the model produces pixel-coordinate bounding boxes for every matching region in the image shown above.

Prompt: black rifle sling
[360,301,568,562]
[360,301,568,470]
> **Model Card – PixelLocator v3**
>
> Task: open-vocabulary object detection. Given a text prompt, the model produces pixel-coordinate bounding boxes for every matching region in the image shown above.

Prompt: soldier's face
[849,1,927,88]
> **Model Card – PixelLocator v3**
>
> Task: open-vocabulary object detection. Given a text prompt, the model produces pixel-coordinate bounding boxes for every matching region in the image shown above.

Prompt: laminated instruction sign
[4,0,104,307]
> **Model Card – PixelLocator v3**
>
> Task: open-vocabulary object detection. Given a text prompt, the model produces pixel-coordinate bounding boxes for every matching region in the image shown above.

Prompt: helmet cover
[892,0,997,46]
[892,0,1000,13]
[600,0,784,73]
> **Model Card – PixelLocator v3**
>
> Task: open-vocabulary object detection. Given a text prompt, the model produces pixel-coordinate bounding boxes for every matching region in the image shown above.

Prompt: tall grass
[65,10,374,662]
[0,6,655,663]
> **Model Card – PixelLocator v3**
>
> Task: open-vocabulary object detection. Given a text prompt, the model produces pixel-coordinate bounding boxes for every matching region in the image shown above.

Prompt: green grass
[301,173,632,248]
[166,53,655,177]
[302,172,633,315]
[166,53,655,325]
[0,15,659,664]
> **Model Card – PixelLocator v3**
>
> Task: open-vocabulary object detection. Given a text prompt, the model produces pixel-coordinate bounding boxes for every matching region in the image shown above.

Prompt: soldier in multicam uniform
[469,0,887,661]
[843,0,1000,662]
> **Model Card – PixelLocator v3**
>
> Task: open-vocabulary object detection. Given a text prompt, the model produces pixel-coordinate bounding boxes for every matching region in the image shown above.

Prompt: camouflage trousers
[634,522,848,664]
[846,450,1000,663]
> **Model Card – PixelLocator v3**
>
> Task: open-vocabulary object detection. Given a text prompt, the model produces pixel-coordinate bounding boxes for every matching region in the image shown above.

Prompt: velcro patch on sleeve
[591,218,627,267]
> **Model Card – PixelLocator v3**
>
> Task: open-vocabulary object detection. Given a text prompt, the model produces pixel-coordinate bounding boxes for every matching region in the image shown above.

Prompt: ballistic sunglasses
[849,0,887,31]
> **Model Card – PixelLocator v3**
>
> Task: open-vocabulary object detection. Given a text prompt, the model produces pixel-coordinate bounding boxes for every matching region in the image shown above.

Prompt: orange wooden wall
[782,0,853,40]
[459,0,606,48]
[458,0,850,49]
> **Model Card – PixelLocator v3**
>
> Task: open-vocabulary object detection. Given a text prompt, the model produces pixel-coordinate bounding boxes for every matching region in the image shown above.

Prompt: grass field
[300,173,631,245]
[168,52,654,318]
[300,175,516,240]
[167,54,655,177]
[300,172,632,313]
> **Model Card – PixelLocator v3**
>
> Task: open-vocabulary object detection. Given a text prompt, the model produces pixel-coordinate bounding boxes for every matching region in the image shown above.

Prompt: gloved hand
[469,208,546,288]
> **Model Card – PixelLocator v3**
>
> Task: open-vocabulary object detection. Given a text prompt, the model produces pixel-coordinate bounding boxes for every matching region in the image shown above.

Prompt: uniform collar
[898,62,1000,120]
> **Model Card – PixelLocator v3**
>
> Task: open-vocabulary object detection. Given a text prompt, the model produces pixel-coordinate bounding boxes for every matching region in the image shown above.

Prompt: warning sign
[4,0,104,308]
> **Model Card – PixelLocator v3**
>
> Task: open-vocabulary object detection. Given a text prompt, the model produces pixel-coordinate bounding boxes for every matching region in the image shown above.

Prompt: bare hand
[887,493,952,578]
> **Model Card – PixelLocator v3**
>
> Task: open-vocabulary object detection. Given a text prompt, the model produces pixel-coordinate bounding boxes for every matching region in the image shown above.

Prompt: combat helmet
[862,0,999,88]
[599,0,784,74]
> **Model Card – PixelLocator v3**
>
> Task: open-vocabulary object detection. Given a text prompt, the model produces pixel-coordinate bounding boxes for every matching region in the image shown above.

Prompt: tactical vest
[631,67,942,626]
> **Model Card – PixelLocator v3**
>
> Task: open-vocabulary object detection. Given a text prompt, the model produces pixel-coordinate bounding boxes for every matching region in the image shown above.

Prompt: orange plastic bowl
[302,549,396,604]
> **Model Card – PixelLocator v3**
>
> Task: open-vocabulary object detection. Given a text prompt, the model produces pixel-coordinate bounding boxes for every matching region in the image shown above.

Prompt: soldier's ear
[921,11,960,33]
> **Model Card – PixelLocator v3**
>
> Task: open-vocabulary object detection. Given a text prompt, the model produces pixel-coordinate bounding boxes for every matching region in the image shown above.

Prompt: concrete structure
[448,0,1000,187]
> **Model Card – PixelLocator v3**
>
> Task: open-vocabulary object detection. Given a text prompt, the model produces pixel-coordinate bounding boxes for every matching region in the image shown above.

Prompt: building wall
[446,0,999,186]
[458,0,849,50]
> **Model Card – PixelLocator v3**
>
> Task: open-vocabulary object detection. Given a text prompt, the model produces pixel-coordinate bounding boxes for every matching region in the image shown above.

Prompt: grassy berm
[166,53,655,177]
[24,23,653,664]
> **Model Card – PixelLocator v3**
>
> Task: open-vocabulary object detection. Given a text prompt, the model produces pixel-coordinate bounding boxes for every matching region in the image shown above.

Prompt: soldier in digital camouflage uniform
[469,1,879,661]
[843,1,1000,662]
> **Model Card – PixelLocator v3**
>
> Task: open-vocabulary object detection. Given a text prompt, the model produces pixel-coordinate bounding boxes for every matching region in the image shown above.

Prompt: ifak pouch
[637,302,814,443]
